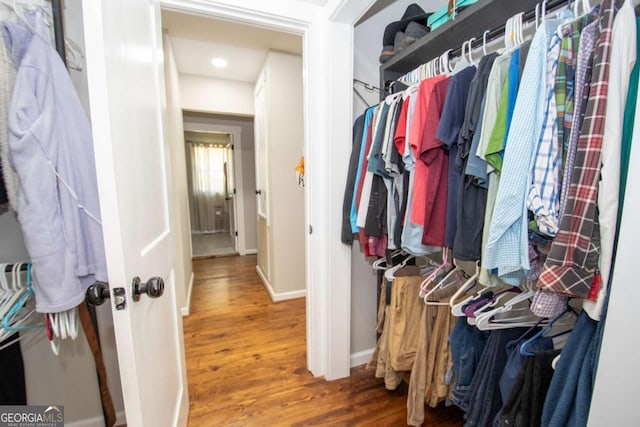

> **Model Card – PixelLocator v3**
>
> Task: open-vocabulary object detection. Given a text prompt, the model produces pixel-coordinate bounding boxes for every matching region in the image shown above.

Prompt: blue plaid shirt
[484,13,573,285]
[527,33,562,237]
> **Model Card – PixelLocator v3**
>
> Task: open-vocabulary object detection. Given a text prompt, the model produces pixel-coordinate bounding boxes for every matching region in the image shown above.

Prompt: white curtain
[187,143,229,233]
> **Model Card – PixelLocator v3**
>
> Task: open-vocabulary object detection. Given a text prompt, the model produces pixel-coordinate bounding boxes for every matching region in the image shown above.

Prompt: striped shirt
[538,0,622,299]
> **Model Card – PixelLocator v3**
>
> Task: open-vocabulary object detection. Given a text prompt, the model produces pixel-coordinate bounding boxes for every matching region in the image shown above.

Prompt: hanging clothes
[344,1,639,425]
[2,10,107,312]
[538,0,621,300]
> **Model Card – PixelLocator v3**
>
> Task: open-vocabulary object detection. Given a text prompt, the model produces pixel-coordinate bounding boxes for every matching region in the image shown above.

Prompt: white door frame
[161,0,363,380]
[183,122,246,255]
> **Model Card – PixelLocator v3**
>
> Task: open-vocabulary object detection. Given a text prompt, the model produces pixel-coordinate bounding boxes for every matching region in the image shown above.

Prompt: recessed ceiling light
[211,57,228,68]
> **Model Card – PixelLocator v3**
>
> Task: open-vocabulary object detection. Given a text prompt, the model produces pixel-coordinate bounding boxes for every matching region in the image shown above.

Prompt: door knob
[132,276,165,302]
[255,189,262,195]
[86,281,110,306]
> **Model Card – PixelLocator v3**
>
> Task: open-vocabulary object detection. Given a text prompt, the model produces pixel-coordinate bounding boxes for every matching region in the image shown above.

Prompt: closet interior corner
[0,0,124,425]
[348,0,638,425]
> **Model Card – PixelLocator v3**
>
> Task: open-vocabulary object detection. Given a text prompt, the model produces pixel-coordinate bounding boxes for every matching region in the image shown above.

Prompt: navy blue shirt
[435,66,477,248]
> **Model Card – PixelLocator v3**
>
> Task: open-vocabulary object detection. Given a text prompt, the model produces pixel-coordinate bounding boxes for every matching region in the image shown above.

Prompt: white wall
[179,74,254,116]
[588,108,640,424]
[182,112,258,252]
[0,0,125,424]
[163,33,194,314]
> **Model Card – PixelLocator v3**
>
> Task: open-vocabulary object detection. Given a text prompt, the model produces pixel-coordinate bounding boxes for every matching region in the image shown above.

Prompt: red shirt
[420,77,451,247]
[409,75,448,227]
[394,97,411,157]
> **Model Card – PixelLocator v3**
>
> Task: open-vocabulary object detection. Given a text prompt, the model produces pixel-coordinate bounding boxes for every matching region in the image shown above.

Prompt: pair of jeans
[463,328,529,427]
[499,348,561,427]
[541,311,598,427]
[448,317,489,409]
[499,333,553,403]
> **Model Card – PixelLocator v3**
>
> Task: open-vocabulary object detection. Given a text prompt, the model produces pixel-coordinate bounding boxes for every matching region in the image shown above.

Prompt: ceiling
[161,10,303,83]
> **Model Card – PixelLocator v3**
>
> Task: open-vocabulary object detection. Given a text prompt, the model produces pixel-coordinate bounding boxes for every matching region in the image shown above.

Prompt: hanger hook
[482,30,490,55]
[467,37,476,64]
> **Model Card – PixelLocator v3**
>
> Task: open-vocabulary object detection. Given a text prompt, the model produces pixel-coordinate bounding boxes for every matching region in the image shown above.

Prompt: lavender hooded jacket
[2,11,107,312]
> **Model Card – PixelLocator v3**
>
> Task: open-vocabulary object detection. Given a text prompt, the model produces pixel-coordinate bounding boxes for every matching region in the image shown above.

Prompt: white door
[82,1,188,426]
[254,75,271,279]
[225,143,238,252]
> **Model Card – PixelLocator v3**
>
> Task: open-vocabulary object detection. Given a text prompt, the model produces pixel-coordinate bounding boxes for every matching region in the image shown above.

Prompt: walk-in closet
[347,0,640,425]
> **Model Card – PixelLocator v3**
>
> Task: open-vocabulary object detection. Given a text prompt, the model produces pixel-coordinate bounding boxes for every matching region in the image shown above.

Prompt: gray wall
[350,0,447,357]
[182,112,258,251]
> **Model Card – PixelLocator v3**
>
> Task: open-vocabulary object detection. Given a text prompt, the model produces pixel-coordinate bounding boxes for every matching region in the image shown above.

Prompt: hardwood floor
[185,255,464,426]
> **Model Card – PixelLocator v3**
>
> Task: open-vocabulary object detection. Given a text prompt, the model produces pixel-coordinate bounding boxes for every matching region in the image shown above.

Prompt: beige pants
[369,275,424,390]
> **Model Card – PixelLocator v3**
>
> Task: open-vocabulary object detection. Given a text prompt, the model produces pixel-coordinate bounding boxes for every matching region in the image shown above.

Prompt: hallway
[184,255,464,426]
[191,232,236,257]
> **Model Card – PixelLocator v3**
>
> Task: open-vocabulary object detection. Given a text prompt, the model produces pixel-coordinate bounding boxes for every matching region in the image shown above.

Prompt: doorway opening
[184,130,239,258]
[160,6,308,390]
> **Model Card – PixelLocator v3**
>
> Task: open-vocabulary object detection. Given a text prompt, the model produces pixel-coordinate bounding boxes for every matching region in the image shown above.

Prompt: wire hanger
[353,79,380,93]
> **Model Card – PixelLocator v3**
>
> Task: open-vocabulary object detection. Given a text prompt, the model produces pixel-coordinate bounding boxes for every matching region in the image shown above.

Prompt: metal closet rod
[449,0,570,59]
[51,0,66,65]
[2,263,30,272]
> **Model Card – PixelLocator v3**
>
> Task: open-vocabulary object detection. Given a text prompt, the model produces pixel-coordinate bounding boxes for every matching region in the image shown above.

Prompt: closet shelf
[379,0,556,89]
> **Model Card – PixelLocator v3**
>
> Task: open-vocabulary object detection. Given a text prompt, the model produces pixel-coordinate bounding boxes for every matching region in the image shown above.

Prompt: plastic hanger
[0,264,28,342]
[424,261,479,307]
[482,30,490,56]
[421,258,461,303]
[419,247,452,296]
[467,286,524,320]
[519,306,577,356]
[474,284,542,330]
[516,12,525,45]
[448,261,480,308]
[3,265,43,332]
[451,281,499,317]
[49,308,78,340]
[383,254,416,281]
[453,40,471,73]
[467,37,476,65]
[0,264,26,326]
[423,273,461,305]
[372,249,404,271]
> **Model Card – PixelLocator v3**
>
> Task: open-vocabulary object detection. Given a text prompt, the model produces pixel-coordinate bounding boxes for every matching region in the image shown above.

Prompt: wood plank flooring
[185,255,464,426]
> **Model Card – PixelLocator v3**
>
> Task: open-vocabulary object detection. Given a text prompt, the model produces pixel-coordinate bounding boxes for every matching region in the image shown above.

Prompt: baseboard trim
[181,272,194,316]
[64,411,126,427]
[244,249,258,255]
[350,348,374,368]
[255,266,306,302]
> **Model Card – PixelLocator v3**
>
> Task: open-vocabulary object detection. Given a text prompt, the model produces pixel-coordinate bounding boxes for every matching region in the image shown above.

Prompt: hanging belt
[78,302,116,427]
